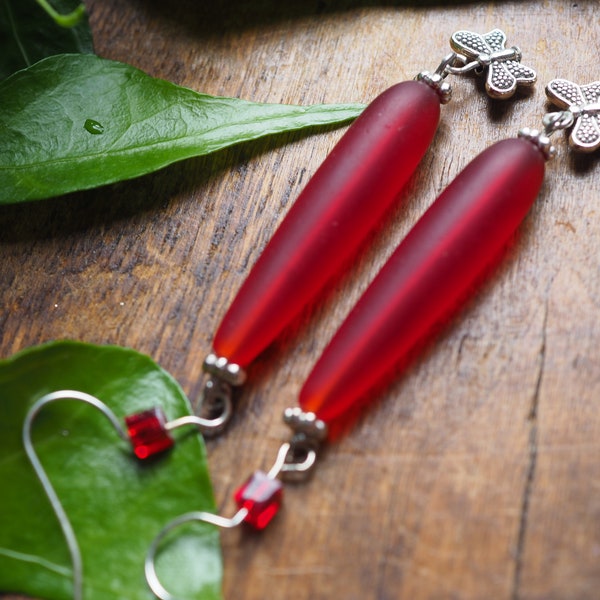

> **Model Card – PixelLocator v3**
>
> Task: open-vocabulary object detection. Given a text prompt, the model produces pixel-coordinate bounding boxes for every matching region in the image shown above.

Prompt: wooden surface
[2,1,600,598]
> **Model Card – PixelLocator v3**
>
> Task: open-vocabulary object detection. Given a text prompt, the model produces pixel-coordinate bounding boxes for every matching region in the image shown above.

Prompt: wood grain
[2,1,600,599]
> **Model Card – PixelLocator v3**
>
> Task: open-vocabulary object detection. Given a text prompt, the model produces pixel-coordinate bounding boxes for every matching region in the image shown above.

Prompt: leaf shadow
[0,123,348,243]
[131,0,486,39]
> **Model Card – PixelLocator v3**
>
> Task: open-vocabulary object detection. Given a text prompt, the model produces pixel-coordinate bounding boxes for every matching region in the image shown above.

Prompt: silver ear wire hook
[144,508,248,600]
[22,390,129,600]
[23,389,231,600]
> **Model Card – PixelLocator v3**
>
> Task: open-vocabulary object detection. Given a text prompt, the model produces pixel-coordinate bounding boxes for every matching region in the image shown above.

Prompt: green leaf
[0,53,364,204]
[0,0,93,81]
[0,340,223,600]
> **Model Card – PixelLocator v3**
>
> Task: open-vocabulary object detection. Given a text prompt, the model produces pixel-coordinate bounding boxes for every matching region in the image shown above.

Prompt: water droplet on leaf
[84,119,104,135]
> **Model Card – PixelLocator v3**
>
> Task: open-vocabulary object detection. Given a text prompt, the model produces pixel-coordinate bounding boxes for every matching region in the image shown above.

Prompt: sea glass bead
[213,80,441,367]
[234,470,283,529]
[300,137,546,423]
[125,407,174,459]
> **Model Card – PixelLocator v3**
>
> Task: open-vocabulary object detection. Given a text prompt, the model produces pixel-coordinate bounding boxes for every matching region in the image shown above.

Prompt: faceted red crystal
[125,407,174,459]
[213,80,441,367]
[300,137,546,422]
[234,470,283,529]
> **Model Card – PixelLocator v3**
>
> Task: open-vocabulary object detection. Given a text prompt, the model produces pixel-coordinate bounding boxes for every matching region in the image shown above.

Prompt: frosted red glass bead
[234,471,283,530]
[213,80,441,367]
[125,407,174,459]
[300,137,546,423]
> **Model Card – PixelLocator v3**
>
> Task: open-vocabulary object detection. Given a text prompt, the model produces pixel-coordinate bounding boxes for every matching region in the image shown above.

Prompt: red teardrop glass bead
[213,80,441,367]
[125,407,174,459]
[300,137,546,423]
[234,471,283,529]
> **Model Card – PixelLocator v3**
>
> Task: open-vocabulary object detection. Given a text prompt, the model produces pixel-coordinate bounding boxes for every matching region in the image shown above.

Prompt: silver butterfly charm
[545,78,600,152]
[450,29,537,99]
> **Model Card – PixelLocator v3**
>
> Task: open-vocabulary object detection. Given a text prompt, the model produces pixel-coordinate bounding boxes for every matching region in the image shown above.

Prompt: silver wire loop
[145,508,249,600]
[195,376,233,435]
[445,46,521,75]
[517,107,588,162]
[416,52,458,105]
[22,390,129,600]
[278,408,328,481]
[268,441,317,480]
[196,354,247,435]
[543,110,576,134]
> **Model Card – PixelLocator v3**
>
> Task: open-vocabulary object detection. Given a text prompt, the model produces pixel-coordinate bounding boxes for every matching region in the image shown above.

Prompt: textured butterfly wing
[575,81,600,152]
[546,78,585,108]
[482,29,507,52]
[485,62,514,99]
[547,79,600,152]
[450,29,500,59]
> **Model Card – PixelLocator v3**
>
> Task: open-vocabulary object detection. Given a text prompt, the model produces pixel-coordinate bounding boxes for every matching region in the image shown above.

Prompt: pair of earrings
[23,28,599,600]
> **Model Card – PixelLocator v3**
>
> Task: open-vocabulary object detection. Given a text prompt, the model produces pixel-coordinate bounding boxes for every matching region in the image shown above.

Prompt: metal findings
[23,390,234,600]
[518,127,556,161]
[545,78,600,152]
[416,52,455,104]
[23,391,131,600]
[198,353,247,434]
[449,29,536,99]
[143,412,329,598]
[518,77,600,160]
[417,29,536,103]
[276,407,328,482]
[145,509,249,600]
[203,352,247,386]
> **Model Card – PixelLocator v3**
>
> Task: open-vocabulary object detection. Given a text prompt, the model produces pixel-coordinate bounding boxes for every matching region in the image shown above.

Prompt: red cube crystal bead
[125,407,174,459]
[234,471,283,530]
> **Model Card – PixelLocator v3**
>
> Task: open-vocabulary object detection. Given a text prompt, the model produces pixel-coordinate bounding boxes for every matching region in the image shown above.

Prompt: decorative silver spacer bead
[202,353,247,386]
[416,71,453,105]
[283,407,328,443]
[518,127,557,162]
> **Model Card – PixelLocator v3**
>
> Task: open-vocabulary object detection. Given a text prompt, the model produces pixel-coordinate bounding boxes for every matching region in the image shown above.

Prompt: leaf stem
[4,0,31,67]
[35,0,86,28]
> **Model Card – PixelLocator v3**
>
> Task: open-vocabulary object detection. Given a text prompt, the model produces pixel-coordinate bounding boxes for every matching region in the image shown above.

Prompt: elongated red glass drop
[299,138,546,423]
[213,81,441,367]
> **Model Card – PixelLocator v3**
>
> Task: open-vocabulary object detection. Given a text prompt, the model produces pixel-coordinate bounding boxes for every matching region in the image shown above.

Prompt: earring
[22,30,542,600]
[141,74,598,598]
[199,28,537,433]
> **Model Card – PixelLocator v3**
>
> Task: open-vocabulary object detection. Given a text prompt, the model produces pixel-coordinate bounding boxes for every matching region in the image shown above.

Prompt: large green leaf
[0,341,222,600]
[0,53,364,204]
[0,0,92,81]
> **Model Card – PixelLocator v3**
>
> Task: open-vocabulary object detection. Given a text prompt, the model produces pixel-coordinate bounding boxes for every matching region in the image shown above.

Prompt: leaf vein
[0,546,71,578]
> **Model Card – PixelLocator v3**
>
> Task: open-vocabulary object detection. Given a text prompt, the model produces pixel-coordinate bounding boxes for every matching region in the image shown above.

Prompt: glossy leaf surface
[0,53,364,204]
[0,0,93,81]
[0,340,222,600]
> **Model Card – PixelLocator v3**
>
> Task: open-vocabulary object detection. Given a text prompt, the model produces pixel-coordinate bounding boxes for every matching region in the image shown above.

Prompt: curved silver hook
[268,442,317,480]
[165,413,230,434]
[145,508,248,600]
[22,390,128,600]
